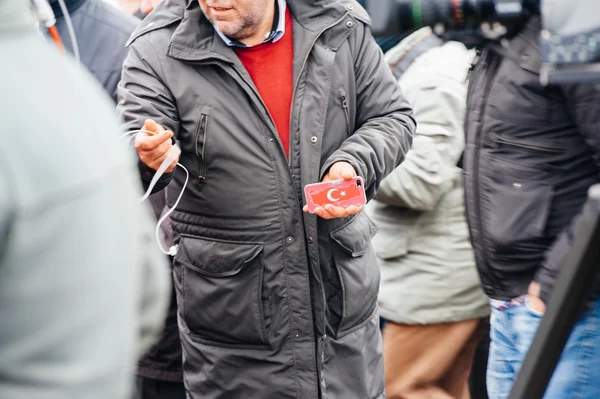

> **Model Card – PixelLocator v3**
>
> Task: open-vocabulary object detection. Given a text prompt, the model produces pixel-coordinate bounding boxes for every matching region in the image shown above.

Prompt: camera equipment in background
[363,2,600,397]
[362,0,600,84]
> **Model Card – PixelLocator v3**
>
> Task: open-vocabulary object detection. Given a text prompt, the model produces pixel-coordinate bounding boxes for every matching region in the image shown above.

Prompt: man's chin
[213,22,242,38]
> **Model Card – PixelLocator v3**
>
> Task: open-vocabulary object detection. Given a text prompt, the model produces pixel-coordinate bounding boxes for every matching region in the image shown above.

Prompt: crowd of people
[2,0,600,398]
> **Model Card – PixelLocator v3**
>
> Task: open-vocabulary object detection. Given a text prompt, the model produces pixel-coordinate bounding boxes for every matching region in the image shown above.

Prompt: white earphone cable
[122,129,187,256]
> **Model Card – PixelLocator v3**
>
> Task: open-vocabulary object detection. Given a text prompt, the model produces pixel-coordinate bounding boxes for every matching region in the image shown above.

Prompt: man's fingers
[308,205,358,219]
[322,162,357,183]
[314,207,333,220]
[143,119,165,134]
[346,205,363,215]
[142,152,179,173]
[303,205,309,213]
[342,165,357,180]
[144,152,169,171]
[341,169,356,180]
[147,140,174,163]
[140,0,154,14]
[135,130,173,151]
[324,205,348,219]
[166,156,179,173]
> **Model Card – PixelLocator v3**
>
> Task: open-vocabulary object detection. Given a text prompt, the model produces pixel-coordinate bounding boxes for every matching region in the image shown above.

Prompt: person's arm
[534,83,600,304]
[320,25,415,201]
[374,76,466,211]
[117,37,179,193]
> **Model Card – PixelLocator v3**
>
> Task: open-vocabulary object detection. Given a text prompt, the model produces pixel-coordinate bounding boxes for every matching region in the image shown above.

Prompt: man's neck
[238,0,276,47]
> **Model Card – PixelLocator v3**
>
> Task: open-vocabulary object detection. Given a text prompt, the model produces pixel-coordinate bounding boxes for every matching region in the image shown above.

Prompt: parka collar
[129,0,370,62]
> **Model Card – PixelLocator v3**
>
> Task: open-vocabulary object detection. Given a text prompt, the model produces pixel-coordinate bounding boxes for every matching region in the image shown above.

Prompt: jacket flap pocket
[177,235,264,278]
[330,213,378,257]
[372,231,408,260]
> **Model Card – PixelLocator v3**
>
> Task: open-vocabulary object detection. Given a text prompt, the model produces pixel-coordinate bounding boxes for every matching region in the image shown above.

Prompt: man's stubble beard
[206,5,262,40]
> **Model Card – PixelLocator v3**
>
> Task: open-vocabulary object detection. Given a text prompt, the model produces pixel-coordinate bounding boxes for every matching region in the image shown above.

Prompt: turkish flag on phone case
[304,177,367,213]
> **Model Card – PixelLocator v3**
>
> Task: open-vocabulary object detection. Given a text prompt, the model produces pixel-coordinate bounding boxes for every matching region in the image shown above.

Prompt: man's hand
[140,0,163,14]
[527,281,547,315]
[303,161,363,220]
[134,119,178,173]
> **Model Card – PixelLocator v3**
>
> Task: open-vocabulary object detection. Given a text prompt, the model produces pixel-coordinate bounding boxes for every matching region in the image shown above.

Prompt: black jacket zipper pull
[195,113,209,185]
[339,89,350,128]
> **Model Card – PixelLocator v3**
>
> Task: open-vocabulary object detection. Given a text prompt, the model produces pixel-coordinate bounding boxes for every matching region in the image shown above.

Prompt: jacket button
[346,4,354,10]
[310,136,318,143]
[308,237,314,244]
[346,20,354,28]
[287,236,293,243]
[269,137,274,142]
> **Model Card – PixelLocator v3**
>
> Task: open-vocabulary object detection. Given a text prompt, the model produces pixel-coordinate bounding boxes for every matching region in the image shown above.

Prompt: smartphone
[304,177,367,213]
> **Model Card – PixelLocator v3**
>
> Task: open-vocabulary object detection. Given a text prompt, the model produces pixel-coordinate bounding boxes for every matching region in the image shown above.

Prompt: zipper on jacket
[195,111,210,184]
[339,88,350,132]
[493,136,562,154]
[471,49,503,290]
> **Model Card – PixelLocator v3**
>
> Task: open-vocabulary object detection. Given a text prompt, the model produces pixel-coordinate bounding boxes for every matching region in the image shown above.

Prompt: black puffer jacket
[464,16,600,303]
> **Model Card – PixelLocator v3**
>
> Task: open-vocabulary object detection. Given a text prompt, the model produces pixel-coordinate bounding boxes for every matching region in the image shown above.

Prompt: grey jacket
[366,30,490,325]
[117,0,415,398]
[0,1,170,398]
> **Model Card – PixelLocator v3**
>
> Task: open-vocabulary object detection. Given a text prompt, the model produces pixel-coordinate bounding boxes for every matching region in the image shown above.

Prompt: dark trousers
[135,377,186,399]
[469,316,490,399]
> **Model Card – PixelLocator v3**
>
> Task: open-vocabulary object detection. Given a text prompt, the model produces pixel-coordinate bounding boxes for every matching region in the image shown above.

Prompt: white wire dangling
[122,129,187,256]
[56,0,80,65]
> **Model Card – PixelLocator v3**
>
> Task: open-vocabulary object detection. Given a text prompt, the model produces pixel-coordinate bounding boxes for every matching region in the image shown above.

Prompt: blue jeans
[487,296,600,399]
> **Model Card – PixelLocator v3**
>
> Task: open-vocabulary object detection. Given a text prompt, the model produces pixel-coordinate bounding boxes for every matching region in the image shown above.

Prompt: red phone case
[304,177,367,213]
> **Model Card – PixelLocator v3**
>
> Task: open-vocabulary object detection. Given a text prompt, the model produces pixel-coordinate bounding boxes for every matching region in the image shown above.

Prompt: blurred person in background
[48,0,139,101]
[356,0,403,52]
[465,15,600,398]
[120,0,161,19]
[0,0,169,397]
[366,27,490,399]
[47,3,186,397]
[117,0,415,397]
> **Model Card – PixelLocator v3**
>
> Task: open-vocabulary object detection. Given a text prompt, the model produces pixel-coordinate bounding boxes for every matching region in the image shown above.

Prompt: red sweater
[235,9,294,158]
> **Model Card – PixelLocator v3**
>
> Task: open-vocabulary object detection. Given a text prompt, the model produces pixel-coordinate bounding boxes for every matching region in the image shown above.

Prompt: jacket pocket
[175,234,269,349]
[195,105,211,185]
[483,170,553,267]
[493,135,562,154]
[330,213,380,337]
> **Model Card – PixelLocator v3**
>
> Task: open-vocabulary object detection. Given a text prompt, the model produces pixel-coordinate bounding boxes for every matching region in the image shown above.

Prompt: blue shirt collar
[215,0,287,48]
